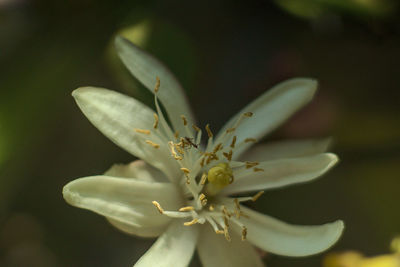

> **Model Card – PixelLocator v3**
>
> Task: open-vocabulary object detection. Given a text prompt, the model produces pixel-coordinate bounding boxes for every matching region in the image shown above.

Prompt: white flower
[63,36,344,267]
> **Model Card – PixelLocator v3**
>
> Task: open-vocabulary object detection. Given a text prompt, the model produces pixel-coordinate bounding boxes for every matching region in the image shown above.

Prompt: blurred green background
[1,0,400,266]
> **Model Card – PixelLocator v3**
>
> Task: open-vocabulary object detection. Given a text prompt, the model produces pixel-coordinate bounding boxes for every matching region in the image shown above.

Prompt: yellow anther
[245,161,259,169]
[145,140,160,149]
[179,206,195,212]
[209,204,215,211]
[253,167,264,172]
[200,173,208,185]
[207,163,234,192]
[180,115,188,126]
[226,127,236,133]
[180,167,190,174]
[184,218,199,226]
[244,138,257,143]
[234,198,241,216]
[222,150,233,161]
[224,216,229,228]
[154,76,160,93]
[243,112,253,117]
[152,201,164,214]
[230,136,237,148]
[222,205,231,218]
[192,124,201,132]
[224,226,231,241]
[199,193,207,206]
[200,157,205,167]
[134,128,151,135]
[252,191,264,202]
[215,230,224,234]
[153,113,159,129]
[205,124,213,138]
[174,131,179,140]
[241,226,247,241]
[213,143,223,153]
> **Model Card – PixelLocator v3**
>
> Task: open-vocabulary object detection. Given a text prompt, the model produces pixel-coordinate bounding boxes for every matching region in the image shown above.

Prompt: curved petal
[115,36,195,134]
[232,205,344,257]
[63,176,183,238]
[134,220,199,267]
[72,87,179,181]
[215,78,317,159]
[222,153,338,195]
[239,138,332,162]
[197,225,265,267]
[105,160,168,183]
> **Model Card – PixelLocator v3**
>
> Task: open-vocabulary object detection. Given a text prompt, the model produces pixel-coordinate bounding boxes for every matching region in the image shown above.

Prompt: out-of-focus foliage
[323,237,400,267]
[274,0,398,20]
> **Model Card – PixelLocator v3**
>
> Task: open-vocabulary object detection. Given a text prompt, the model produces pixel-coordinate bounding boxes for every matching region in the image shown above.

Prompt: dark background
[1,0,400,266]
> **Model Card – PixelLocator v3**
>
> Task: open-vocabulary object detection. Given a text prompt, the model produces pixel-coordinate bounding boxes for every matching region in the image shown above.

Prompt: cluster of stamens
[136,77,265,241]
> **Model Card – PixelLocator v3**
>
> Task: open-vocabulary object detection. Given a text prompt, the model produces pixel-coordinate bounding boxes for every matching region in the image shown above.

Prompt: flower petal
[222,153,338,195]
[216,78,317,159]
[63,176,183,238]
[239,138,332,162]
[72,87,179,181]
[232,205,344,256]
[105,160,168,183]
[115,36,195,134]
[197,225,265,267]
[134,220,199,267]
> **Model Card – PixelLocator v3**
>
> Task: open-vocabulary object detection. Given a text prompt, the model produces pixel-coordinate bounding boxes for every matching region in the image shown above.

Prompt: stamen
[154,76,160,93]
[241,226,247,241]
[168,141,183,160]
[243,112,253,117]
[134,128,151,135]
[222,150,233,161]
[184,218,199,226]
[180,115,188,126]
[180,167,190,174]
[205,124,213,138]
[152,201,164,214]
[216,230,225,234]
[179,206,195,212]
[145,140,160,149]
[222,205,231,218]
[234,199,241,218]
[151,115,158,130]
[252,191,265,201]
[224,226,231,241]
[226,127,236,133]
[209,204,215,211]
[174,131,179,140]
[200,173,208,185]
[245,161,259,169]
[213,143,223,153]
[230,136,237,148]
[244,138,257,143]
[224,216,230,228]
[253,167,264,172]
[192,124,201,132]
[199,193,207,206]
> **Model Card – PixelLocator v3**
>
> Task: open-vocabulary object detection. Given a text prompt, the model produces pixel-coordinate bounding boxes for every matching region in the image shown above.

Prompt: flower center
[138,77,264,241]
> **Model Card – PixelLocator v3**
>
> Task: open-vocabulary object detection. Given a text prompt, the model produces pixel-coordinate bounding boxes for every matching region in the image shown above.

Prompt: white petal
[105,160,168,183]
[222,153,338,195]
[197,225,265,267]
[63,176,183,238]
[115,36,195,134]
[232,205,344,256]
[134,220,199,267]
[216,78,317,159]
[72,87,179,181]
[239,138,332,162]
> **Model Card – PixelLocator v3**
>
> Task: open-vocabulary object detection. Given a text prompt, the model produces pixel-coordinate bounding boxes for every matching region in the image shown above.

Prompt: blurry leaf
[274,0,398,20]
